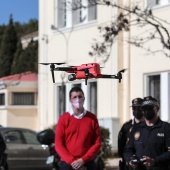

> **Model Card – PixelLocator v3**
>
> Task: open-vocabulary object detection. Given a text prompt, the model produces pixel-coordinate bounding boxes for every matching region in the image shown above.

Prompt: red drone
[40,62,126,85]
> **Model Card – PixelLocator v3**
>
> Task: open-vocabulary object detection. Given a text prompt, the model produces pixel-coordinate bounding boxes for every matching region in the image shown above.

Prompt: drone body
[40,62,126,85]
[67,63,102,79]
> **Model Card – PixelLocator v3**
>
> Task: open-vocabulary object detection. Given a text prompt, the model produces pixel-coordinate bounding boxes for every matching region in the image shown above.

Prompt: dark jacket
[118,119,143,158]
[0,132,6,154]
[124,117,170,169]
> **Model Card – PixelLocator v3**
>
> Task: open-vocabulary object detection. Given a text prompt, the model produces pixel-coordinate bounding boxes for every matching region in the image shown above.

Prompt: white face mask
[72,98,84,109]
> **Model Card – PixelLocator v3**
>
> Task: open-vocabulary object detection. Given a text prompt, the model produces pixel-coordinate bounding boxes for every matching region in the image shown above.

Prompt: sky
[0,0,38,25]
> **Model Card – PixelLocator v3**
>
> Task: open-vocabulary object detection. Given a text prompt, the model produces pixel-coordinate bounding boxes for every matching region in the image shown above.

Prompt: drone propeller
[118,69,127,73]
[117,69,127,83]
[40,62,65,65]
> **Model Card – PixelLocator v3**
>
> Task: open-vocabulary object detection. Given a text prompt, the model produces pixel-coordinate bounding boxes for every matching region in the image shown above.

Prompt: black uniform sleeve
[123,128,136,162]
[0,133,6,154]
[154,122,170,165]
[118,120,133,158]
[118,124,127,157]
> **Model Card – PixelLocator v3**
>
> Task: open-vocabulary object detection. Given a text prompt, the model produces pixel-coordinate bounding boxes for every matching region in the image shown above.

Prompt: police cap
[141,96,159,107]
[130,98,144,107]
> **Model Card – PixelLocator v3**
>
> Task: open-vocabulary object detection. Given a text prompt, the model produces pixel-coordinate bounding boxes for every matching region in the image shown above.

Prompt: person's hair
[69,86,84,99]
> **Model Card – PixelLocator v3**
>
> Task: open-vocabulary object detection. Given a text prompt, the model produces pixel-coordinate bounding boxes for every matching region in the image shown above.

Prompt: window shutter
[72,0,81,25]
[58,0,66,28]
[88,1,97,21]
[72,8,80,25]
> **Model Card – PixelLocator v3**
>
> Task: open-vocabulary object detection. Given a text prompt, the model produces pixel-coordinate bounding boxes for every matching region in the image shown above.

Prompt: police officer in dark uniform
[124,96,170,170]
[118,98,144,170]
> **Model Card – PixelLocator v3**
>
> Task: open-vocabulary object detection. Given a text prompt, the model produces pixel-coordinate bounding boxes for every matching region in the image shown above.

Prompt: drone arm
[102,74,122,83]
[54,67,77,72]
[102,75,117,78]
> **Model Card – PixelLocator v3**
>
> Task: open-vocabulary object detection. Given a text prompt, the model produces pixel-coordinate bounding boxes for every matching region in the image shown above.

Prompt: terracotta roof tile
[0,72,37,82]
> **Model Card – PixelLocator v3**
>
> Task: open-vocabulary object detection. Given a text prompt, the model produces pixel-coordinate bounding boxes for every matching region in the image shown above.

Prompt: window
[73,83,81,88]
[146,74,161,115]
[147,0,170,7]
[147,0,160,6]
[12,92,35,105]
[72,0,83,25]
[0,93,5,106]
[88,0,97,21]
[22,130,39,144]
[57,85,66,116]
[4,130,23,144]
[89,81,97,115]
[145,72,170,121]
[148,75,160,104]
[58,0,67,28]
[57,0,97,29]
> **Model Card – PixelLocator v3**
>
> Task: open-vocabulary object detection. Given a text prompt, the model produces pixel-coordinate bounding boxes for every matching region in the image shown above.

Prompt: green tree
[0,15,18,77]
[11,42,24,74]
[0,16,38,77]
[0,25,6,48]
[15,40,38,73]
[15,19,38,38]
[100,126,114,159]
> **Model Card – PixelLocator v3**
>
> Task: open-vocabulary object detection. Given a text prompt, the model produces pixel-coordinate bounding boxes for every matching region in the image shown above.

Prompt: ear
[154,106,159,112]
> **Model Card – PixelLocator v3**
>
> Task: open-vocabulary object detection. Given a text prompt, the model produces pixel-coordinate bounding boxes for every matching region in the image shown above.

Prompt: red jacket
[55,111,101,165]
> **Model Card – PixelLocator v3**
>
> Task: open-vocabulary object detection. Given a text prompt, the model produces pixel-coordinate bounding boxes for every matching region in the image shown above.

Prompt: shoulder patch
[134,131,140,140]
[129,127,133,133]
[126,137,130,144]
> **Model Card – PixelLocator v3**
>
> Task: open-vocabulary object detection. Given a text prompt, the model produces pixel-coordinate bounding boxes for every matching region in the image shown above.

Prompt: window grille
[12,92,35,105]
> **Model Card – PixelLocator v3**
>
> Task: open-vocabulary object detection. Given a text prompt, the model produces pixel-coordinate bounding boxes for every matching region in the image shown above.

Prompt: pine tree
[0,25,6,49]
[11,41,23,74]
[0,15,18,77]
[16,40,38,73]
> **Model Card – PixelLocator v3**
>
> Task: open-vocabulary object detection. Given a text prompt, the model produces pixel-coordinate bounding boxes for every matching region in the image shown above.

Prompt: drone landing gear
[50,64,55,83]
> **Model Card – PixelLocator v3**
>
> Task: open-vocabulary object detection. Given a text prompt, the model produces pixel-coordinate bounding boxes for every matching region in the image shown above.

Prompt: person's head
[131,98,144,120]
[69,86,85,110]
[141,96,159,121]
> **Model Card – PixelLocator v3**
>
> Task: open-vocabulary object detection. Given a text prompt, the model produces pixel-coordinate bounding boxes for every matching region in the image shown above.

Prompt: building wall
[129,0,170,121]
[38,0,123,149]
[38,0,170,150]
[0,79,38,130]
[7,108,37,130]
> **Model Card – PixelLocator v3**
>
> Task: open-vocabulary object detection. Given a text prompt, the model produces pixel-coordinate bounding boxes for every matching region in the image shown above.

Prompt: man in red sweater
[55,86,101,170]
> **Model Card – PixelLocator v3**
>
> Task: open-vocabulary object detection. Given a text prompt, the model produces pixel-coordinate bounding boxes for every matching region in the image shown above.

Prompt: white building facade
[38,0,170,151]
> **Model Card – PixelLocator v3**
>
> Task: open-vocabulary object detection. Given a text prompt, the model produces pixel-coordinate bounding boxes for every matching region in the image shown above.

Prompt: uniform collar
[69,108,87,119]
[143,117,162,128]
